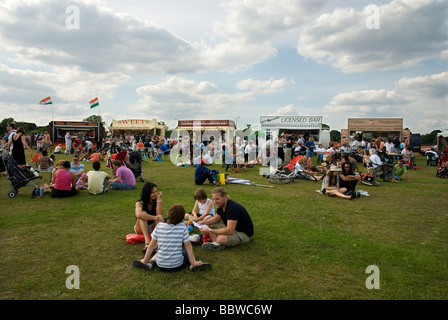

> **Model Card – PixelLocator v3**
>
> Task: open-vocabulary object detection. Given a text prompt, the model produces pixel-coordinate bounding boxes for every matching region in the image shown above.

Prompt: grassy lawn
[0,152,447,300]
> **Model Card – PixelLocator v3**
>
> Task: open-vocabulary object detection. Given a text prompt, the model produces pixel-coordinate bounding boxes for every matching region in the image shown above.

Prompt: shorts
[134,221,155,234]
[211,222,252,247]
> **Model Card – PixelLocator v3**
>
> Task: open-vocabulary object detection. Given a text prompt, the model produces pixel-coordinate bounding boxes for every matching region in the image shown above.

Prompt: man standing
[200,188,254,251]
[6,122,16,152]
[305,137,315,165]
[65,132,72,155]
[284,132,293,164]
[109,160,136,190]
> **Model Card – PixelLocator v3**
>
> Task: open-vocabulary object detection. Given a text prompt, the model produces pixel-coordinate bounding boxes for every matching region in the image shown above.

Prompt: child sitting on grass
[133,204,211,272]
[184,188,215,223]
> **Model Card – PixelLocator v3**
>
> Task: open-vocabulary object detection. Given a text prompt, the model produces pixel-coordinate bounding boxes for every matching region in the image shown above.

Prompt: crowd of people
[2,121,448,273]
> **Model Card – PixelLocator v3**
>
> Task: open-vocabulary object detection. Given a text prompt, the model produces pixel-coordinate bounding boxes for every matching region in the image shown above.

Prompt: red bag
[125,234,147,244]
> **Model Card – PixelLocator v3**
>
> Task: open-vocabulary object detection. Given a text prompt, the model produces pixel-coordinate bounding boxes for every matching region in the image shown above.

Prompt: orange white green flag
[39,96,52,105]
[89,97,99,109]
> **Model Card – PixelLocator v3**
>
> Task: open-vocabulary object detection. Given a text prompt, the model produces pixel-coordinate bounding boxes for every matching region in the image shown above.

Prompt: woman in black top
[134,182,164,252]
[6,126,33,166]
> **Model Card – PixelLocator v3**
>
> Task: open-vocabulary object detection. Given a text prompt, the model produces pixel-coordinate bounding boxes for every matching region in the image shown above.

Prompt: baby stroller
[1,149,41,198]
[127,151,146,183]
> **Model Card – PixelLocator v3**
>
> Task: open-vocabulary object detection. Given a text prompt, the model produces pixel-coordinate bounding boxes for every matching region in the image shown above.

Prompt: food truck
[48,121,105,151]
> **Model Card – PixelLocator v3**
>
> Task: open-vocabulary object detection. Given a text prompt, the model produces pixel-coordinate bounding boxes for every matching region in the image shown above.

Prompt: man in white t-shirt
[87,161,111,195]
[6,122,16,152]
[65,132,72,155]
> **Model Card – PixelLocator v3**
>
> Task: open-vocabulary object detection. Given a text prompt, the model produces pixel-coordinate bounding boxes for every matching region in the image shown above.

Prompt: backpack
[361,173,375,182]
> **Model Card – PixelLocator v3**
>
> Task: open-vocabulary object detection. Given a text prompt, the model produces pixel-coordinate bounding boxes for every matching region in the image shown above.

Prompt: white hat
[330,165,341,172]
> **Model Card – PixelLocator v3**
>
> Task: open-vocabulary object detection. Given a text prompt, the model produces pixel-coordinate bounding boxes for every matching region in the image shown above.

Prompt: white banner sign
[260,116,322,129]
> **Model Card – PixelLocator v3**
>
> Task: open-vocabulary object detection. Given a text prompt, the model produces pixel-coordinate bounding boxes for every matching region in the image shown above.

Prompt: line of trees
[0,118,47,137]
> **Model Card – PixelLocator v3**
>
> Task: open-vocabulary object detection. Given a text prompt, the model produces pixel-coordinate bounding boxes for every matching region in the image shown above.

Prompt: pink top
[54,169,73,190]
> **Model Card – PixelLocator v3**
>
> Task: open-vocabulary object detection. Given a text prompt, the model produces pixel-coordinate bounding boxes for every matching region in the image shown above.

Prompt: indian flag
[39,96,52,105]
[89,97,99,109]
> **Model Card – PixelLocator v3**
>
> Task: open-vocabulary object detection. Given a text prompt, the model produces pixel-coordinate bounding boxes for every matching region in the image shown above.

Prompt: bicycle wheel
[269,175,293,184]
[298,172,317,181]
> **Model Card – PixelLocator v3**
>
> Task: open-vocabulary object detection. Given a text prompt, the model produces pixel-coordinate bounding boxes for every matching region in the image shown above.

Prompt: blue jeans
[110,182,135,190]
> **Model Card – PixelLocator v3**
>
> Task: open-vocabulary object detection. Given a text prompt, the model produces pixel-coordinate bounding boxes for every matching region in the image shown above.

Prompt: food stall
[48,121,104,150]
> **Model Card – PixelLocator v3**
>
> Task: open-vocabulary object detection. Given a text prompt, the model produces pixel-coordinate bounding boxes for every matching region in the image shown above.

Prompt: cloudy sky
[0,0,447,134]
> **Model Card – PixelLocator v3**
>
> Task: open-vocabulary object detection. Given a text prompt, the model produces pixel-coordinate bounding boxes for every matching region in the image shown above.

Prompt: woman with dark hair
[338,161,361,197]
[6,126,33,166]
[134,182,164,253]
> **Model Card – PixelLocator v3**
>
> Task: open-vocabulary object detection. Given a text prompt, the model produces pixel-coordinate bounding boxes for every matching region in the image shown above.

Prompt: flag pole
[52,102,54,145]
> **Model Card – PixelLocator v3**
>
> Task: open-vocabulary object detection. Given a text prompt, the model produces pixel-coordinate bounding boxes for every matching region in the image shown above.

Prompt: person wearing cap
[194,159,219,186]
[319,165,356,200]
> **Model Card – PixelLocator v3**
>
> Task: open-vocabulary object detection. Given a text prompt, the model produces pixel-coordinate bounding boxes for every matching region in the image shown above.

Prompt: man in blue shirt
[200,187,254,251]
[305,137,315,166]
[195,159,219,185]
[70,155,85,179]
[154,142,169,161]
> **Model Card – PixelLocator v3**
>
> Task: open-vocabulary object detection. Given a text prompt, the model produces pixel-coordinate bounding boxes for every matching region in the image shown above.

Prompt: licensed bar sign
[260,116,322,129]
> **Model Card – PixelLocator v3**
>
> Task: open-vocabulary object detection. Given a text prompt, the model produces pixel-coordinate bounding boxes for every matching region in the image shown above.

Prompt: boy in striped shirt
[133,204,211,272]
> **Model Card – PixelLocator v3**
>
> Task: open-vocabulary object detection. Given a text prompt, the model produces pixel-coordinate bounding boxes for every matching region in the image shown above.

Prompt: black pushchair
[127,151,146,183]
[1,149,41,198]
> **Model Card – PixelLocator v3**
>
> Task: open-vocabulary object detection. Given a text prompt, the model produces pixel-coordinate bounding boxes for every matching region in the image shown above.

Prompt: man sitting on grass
[87,161,111,195]
[199,188,254,251]
[394,159,410,182]
[109,160,136,190]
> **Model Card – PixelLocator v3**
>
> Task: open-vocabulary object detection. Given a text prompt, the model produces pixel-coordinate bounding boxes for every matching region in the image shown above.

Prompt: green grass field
[1,152,447,300]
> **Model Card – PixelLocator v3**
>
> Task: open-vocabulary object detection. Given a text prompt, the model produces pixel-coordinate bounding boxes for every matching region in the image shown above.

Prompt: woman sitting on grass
[50,161,77,198]
[133,204,211,272]
[134,182,165,254]
[318,165,355,200]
